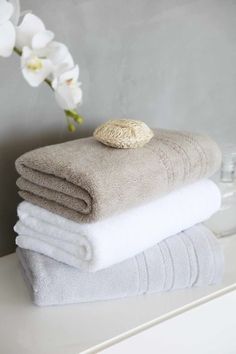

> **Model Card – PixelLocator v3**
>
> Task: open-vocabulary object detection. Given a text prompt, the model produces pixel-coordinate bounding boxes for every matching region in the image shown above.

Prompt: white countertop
[0,235,236,354]
[100,289,236,354]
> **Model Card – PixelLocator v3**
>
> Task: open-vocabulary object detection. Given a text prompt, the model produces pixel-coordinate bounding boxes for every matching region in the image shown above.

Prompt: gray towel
[15,129,221,223]
[16,225,224,306]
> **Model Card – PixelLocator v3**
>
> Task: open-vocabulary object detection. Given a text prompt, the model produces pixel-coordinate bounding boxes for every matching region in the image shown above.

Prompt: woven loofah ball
[93,119,154,149]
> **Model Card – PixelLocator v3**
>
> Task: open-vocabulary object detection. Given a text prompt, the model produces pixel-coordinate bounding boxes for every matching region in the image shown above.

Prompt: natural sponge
[93,119,154,149]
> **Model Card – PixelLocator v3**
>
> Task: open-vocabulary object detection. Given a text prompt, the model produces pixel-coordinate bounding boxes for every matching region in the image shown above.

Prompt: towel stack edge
[14,128,224,306]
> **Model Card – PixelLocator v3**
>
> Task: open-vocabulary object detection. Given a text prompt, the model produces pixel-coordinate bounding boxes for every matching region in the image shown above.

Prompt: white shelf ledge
[0,235,236,354]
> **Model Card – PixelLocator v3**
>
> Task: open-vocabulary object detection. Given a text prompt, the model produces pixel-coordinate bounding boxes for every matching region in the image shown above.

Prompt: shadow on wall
[0,126,93,257]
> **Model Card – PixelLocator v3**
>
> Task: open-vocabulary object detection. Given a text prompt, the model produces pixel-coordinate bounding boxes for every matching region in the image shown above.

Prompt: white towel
[15,179,221,272]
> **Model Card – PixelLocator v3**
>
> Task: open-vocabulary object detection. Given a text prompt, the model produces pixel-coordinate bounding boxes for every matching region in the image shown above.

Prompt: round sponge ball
[93,119,154,149]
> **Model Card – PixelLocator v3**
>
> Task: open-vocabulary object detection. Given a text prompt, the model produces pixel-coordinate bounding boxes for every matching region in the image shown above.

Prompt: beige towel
[15,129,221,223]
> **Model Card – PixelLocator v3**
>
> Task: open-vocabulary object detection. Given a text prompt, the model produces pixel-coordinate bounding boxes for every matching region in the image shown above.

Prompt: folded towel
[15,129,221,223]
[16,225,224,306]
[15,180,221,271]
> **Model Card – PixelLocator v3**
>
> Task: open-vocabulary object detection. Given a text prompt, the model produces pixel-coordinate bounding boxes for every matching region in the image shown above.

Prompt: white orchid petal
[47,42,69,62]
[55,86,75,110]
[16,13,45,49]
[53,54,75,78]
[54,83,82,110]
[21,47,53,87]
[32,46,49,58]
[9,0,20,25]
[47,41,74,76]
[73,85,82,104]
[0,21,15,57]
[21,45,32,58]
[22,58,53,87]
[32,30,54,50]
[59,65,79,84]
[51,77,58,90]
[0,1,14,24]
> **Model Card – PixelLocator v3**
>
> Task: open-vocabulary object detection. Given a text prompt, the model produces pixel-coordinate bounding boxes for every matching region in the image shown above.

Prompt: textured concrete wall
[0,0,236,255]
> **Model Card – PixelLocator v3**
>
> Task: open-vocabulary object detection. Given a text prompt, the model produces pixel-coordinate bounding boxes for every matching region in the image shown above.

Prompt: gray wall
[0,0,236,256]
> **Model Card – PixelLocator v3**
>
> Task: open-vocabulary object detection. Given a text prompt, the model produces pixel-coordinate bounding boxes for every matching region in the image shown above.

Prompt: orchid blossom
[0,1,83,131]
[53,66,82,110]
[0,0,16,57]
[21,46,54,87]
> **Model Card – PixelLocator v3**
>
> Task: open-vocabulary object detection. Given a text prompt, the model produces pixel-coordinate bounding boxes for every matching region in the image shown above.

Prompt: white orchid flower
[19,39,74,88]
[53,65,82,110]
[21,46,53,87]
[1,1,83,130]
[16,13,56,87]
[16,13,54,50]
[55,83,83,110]
[47,42,74,77]
[0,0,16,57]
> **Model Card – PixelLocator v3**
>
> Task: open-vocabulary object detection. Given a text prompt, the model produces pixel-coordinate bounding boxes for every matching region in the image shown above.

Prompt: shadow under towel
[16,225,224,306]
[15,129,221,223]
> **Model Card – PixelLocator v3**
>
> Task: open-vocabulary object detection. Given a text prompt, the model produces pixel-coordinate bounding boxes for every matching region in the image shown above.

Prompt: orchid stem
[44,78,53,90]
[13,47,83,132]
[14,47,22,56]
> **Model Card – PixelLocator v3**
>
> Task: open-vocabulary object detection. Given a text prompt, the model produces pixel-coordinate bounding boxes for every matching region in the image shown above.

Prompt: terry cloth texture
[15,129,222,223]
[15,180,221,271]
[16,224,224,306]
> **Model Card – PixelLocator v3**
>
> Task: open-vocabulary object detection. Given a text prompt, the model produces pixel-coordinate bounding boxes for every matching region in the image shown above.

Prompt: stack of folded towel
[14,129,224,306]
